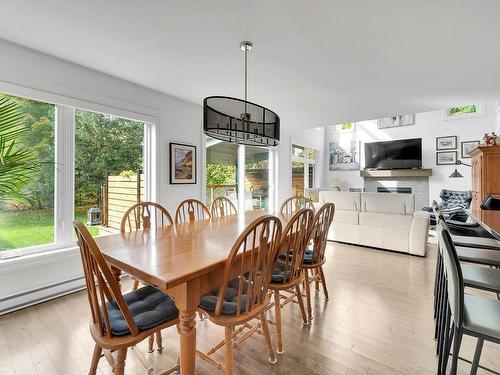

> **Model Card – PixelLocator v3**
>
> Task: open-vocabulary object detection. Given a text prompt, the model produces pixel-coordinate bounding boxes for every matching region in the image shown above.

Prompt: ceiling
[1,0,500,129]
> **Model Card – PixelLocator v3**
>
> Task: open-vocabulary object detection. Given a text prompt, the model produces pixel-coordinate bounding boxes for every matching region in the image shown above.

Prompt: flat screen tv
[364,138,422,170]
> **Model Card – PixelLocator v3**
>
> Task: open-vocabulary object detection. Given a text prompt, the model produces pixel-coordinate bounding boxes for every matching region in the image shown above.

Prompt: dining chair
[73,221,180,375]
[196,215,282,374]
[268,208,314,353]
[302,203,335,321]
[120,201,174,353]
[280,195,315,216]
[121,202,173,291]
[211,196,238,218]
[437,223,500,375]
[175,198,211,223]
[120,201,173,234]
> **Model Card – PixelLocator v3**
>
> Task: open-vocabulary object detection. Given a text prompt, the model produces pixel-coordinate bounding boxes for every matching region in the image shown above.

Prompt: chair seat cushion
[105,285,179,336]
[199,278,249,315]
[303,249,316,264]
[271,261,293,283]
[462,265,500,292]
[463,294,500,340]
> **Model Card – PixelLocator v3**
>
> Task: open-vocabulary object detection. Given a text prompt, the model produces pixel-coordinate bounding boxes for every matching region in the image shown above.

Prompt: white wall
[324,103,497,204]
[0,40,297,313]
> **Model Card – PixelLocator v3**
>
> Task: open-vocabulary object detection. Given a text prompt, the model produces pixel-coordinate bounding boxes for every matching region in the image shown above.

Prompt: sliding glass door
[205,138,274,212]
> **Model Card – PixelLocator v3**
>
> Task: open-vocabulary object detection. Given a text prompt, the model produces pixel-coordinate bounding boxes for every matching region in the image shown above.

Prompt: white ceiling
[1,0,500,128]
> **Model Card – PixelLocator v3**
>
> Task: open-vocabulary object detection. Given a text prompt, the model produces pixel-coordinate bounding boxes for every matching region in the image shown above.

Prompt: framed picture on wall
[436,136,457,150]
[436,151,457,165]
[328,141,360,171]
[461,140,480,158]
[377,114,414,129]
[169,142,196,184]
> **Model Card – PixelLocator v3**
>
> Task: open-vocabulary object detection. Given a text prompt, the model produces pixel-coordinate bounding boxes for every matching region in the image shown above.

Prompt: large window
[291,144,316,196]
[75,109,145,236]
[0,90,152,259]
[0,94,55,252]
[205,138,274,212]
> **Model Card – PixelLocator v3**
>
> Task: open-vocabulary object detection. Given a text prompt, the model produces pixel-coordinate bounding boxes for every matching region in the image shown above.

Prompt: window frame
[0,84,158,260]
[202,137,277,213]
[291,143,317,195]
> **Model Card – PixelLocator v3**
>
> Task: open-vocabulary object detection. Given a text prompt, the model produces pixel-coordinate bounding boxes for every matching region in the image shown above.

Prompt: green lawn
[0,207,99,251]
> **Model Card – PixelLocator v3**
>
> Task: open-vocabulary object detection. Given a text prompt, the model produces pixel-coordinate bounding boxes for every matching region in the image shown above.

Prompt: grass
[0,207,100,251]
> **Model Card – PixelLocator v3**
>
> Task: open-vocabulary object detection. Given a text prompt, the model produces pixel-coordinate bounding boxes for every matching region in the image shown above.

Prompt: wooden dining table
[95,210,291,375]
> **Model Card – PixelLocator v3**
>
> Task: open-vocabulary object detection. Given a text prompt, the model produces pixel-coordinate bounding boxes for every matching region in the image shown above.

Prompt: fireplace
[377,187,412,194]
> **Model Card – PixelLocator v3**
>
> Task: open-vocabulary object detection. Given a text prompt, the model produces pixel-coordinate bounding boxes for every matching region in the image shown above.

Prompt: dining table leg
[172,279,200,375]
[110,265,122,289]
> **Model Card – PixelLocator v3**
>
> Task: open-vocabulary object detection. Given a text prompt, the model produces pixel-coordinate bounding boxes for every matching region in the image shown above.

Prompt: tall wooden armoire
[470,146,500,232]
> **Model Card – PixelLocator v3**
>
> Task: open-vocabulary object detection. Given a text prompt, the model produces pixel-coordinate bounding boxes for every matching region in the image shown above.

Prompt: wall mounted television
[364,138,422,170]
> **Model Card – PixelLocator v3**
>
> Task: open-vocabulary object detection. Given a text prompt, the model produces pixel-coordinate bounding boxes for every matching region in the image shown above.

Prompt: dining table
[95,209,292,375]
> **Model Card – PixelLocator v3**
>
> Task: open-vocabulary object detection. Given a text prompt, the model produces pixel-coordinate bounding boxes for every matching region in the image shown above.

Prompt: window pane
[205,137,238,207]
[292,144,305,158]
[74,109,144,236]
[448,105,477,116]
[0,94,55,252]
[307,148,314,160]
[292,161,305,196]
[245,147,269,210]
[308,164,315,189]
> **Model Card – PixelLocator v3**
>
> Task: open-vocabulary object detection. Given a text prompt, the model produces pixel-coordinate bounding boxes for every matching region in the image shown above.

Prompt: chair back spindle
[175,199,211,223]
[280,196,315,216]
[120,202,173,233]
[211,196,238,218]
[307,203,335,265]
[74,221,139,338]
[214,215,282,317]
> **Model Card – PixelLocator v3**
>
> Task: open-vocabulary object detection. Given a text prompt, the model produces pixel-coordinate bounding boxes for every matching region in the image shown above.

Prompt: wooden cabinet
[470,146,500,232]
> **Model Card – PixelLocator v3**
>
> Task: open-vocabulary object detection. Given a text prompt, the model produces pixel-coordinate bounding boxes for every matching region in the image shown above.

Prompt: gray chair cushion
[456,246,500,267]
[452,234,500,250]
[199,278,249,315]
[303,249,317,264]
[272,262,293,283]
[463,295,500,340]
[462,265,500,293]
[105,285,179,336]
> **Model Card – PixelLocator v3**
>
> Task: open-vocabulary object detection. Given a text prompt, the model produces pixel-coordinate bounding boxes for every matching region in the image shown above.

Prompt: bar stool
[432,207,500,374]
[437,223,500,374]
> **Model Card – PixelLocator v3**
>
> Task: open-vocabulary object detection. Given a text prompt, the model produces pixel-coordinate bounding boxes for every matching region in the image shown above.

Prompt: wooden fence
[102,173,145,230]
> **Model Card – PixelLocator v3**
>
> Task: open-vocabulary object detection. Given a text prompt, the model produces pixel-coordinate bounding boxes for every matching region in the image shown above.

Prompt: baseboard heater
[0,276,86,315]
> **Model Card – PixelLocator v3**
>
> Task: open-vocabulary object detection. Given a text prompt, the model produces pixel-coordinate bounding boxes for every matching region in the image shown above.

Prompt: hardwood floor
[1,242,499,374]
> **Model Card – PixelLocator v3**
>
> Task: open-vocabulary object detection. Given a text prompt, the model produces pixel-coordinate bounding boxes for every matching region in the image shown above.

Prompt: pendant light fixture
[203,41,280,147]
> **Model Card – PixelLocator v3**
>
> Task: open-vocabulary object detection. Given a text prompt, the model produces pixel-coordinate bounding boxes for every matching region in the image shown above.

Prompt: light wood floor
[1,242,499,375]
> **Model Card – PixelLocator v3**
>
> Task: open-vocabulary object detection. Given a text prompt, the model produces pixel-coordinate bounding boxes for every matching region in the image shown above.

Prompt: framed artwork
[169,142,196,184]
[332,122,356,133]
[436,136,457,150]
[329,141,360,171]
[436,151,457,165]
[461,140,480,158]
[377,114,414,129]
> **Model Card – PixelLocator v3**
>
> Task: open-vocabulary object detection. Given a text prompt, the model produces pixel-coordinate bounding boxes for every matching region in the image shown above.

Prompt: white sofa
[316,191,430,256]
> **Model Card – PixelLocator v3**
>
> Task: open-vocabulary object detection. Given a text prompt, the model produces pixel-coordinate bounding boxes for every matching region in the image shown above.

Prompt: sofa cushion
[333,209,359,225]
[319,191,360,211]
[362,192,415,215]
[359,212,412,231]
